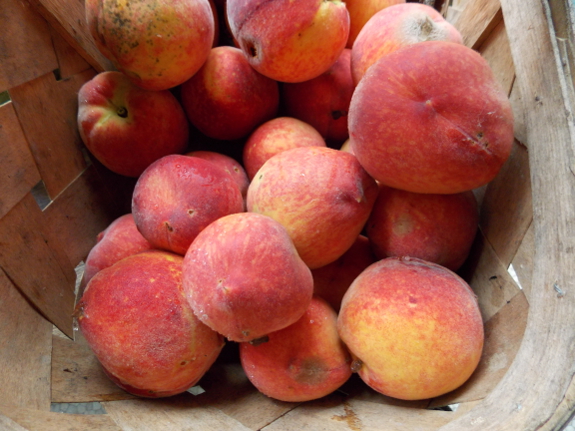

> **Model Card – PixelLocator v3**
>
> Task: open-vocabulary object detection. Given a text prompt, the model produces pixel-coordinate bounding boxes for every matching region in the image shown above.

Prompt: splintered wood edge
[438,0,575,429]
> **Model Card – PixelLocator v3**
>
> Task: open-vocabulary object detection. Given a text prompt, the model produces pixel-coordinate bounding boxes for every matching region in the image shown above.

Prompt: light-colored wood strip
[439,0,575,428]
[0,0,59,93]
[508,79,528,146]
[0,101,42,219]
[0,268,52,411]
[478,18,515,96]
[51,331,138,403]
[453,0,502,50]
[0,414,28,431]
[27,0,114,73]
[479,140,532,267]
[0,194,76,337]
[511,222,534,302]
[103,395,254,431]
[0,404,121,431]
[458,231,522,323]
[429,291,528,408]
[9,69,94,199]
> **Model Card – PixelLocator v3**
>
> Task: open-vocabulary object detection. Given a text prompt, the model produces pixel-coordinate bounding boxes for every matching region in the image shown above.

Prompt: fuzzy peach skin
[186,150,250,201]
[366,187,479,271]
[226,0,350,83]
[132,154,244,256]
[182,212,314,342]
[85,0,214,91]
[180,46,279,140]
[77,71,189,178]
[311,235,376,312]
[282,49,355,147]
[350,3,462,84]
[337,257,484,400]
[240,296,352,402]
[348,40,514,194]
[242,117,326,180]
[82,213,154,287]
[345,0,405,48]
[75,250,225,398]
[247,146,379,269]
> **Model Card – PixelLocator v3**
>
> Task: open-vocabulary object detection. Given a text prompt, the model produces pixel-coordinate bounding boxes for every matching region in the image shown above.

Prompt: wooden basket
[1,0,574,429]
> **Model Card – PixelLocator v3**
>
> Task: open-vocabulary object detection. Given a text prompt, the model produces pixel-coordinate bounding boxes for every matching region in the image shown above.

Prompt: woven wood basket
[1,0,574,429]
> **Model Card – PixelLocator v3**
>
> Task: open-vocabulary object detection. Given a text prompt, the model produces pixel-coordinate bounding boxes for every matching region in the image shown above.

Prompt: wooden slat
[26,0,114,73]
[458,231,522,322]
[508,80,528,147]
[0,101,42,219]
[453,0,502,50]
[103,395,254,431]
[9,69,94,199]
[0,405,121,431]
[511,222,534,301]
[0,194,76,337]
[51,332,137,403]
[478,18,516,96]
[0,268,52,411]
[429,291,528,407]
[478,140,532,266]
[50,26,92,80]
[0,414,28,431]
[0,0,59,93]
[439,0,575,428]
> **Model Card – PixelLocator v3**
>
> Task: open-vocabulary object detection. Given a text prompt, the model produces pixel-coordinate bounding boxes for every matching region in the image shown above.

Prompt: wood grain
[0,101,42,219]
[50,26,92,80]
[453,0,502,49]
[511,222,534,302]
[0,0,59,92]
[0,269,52,411]
[478,18,516,96]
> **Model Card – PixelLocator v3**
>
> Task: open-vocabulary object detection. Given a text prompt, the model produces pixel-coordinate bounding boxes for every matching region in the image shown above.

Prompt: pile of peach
[75,0,514,403]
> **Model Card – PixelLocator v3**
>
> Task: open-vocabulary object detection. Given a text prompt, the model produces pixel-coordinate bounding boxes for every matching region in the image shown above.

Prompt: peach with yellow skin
[242,117,326,180]
[349,40,514,194]
[227,0,350,83]
[247,146,379,269]
[337,257,484,400]
[183,212,314,342]
[345,0,405,48]
[76,250,225,398]
[350,3,462,84]
[240,296,352,402]
[86,0,215,91]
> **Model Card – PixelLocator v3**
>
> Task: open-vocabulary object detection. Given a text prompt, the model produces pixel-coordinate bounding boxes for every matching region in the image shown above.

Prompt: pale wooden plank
[50,26,93,80]
[103,395,254,431]
[453,0,502,49]
[0,268,52,411]
[0,404,121,431]
[9,69,94,199]
[0,0,59,92]
[508,80,528,147]
[429,291,528,407]
[0,101,42,219]
[511,222,534,302]
[439,0,575,428]
[0,414,28,431]
[0,194,76,337]
[478,18,515,96]
[479,140,532,266]
[51,331,137,403]
[27,0,114,73]
[262,395,455,431]
[458,231,522,322]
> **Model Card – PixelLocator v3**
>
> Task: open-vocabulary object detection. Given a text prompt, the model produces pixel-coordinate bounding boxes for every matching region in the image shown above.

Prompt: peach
[240,296,352,402]
[182,212,314,342]
[247,146,379,269]
[366,187,479,271]
[75,250,225,398]
[345,0,405,48]
[282,49,355,147]
[337,257,484,400]
[77,71,189,178]
[85,0,215,91]
[311,235,376,312]
[180,46,279,140]
[186,150,250,201]
[226,0,350,82]
[82,213,154,287]
[131,154,244,256]
[351,3,462,84]
[348,41,514,194]
[242,117,326,180]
